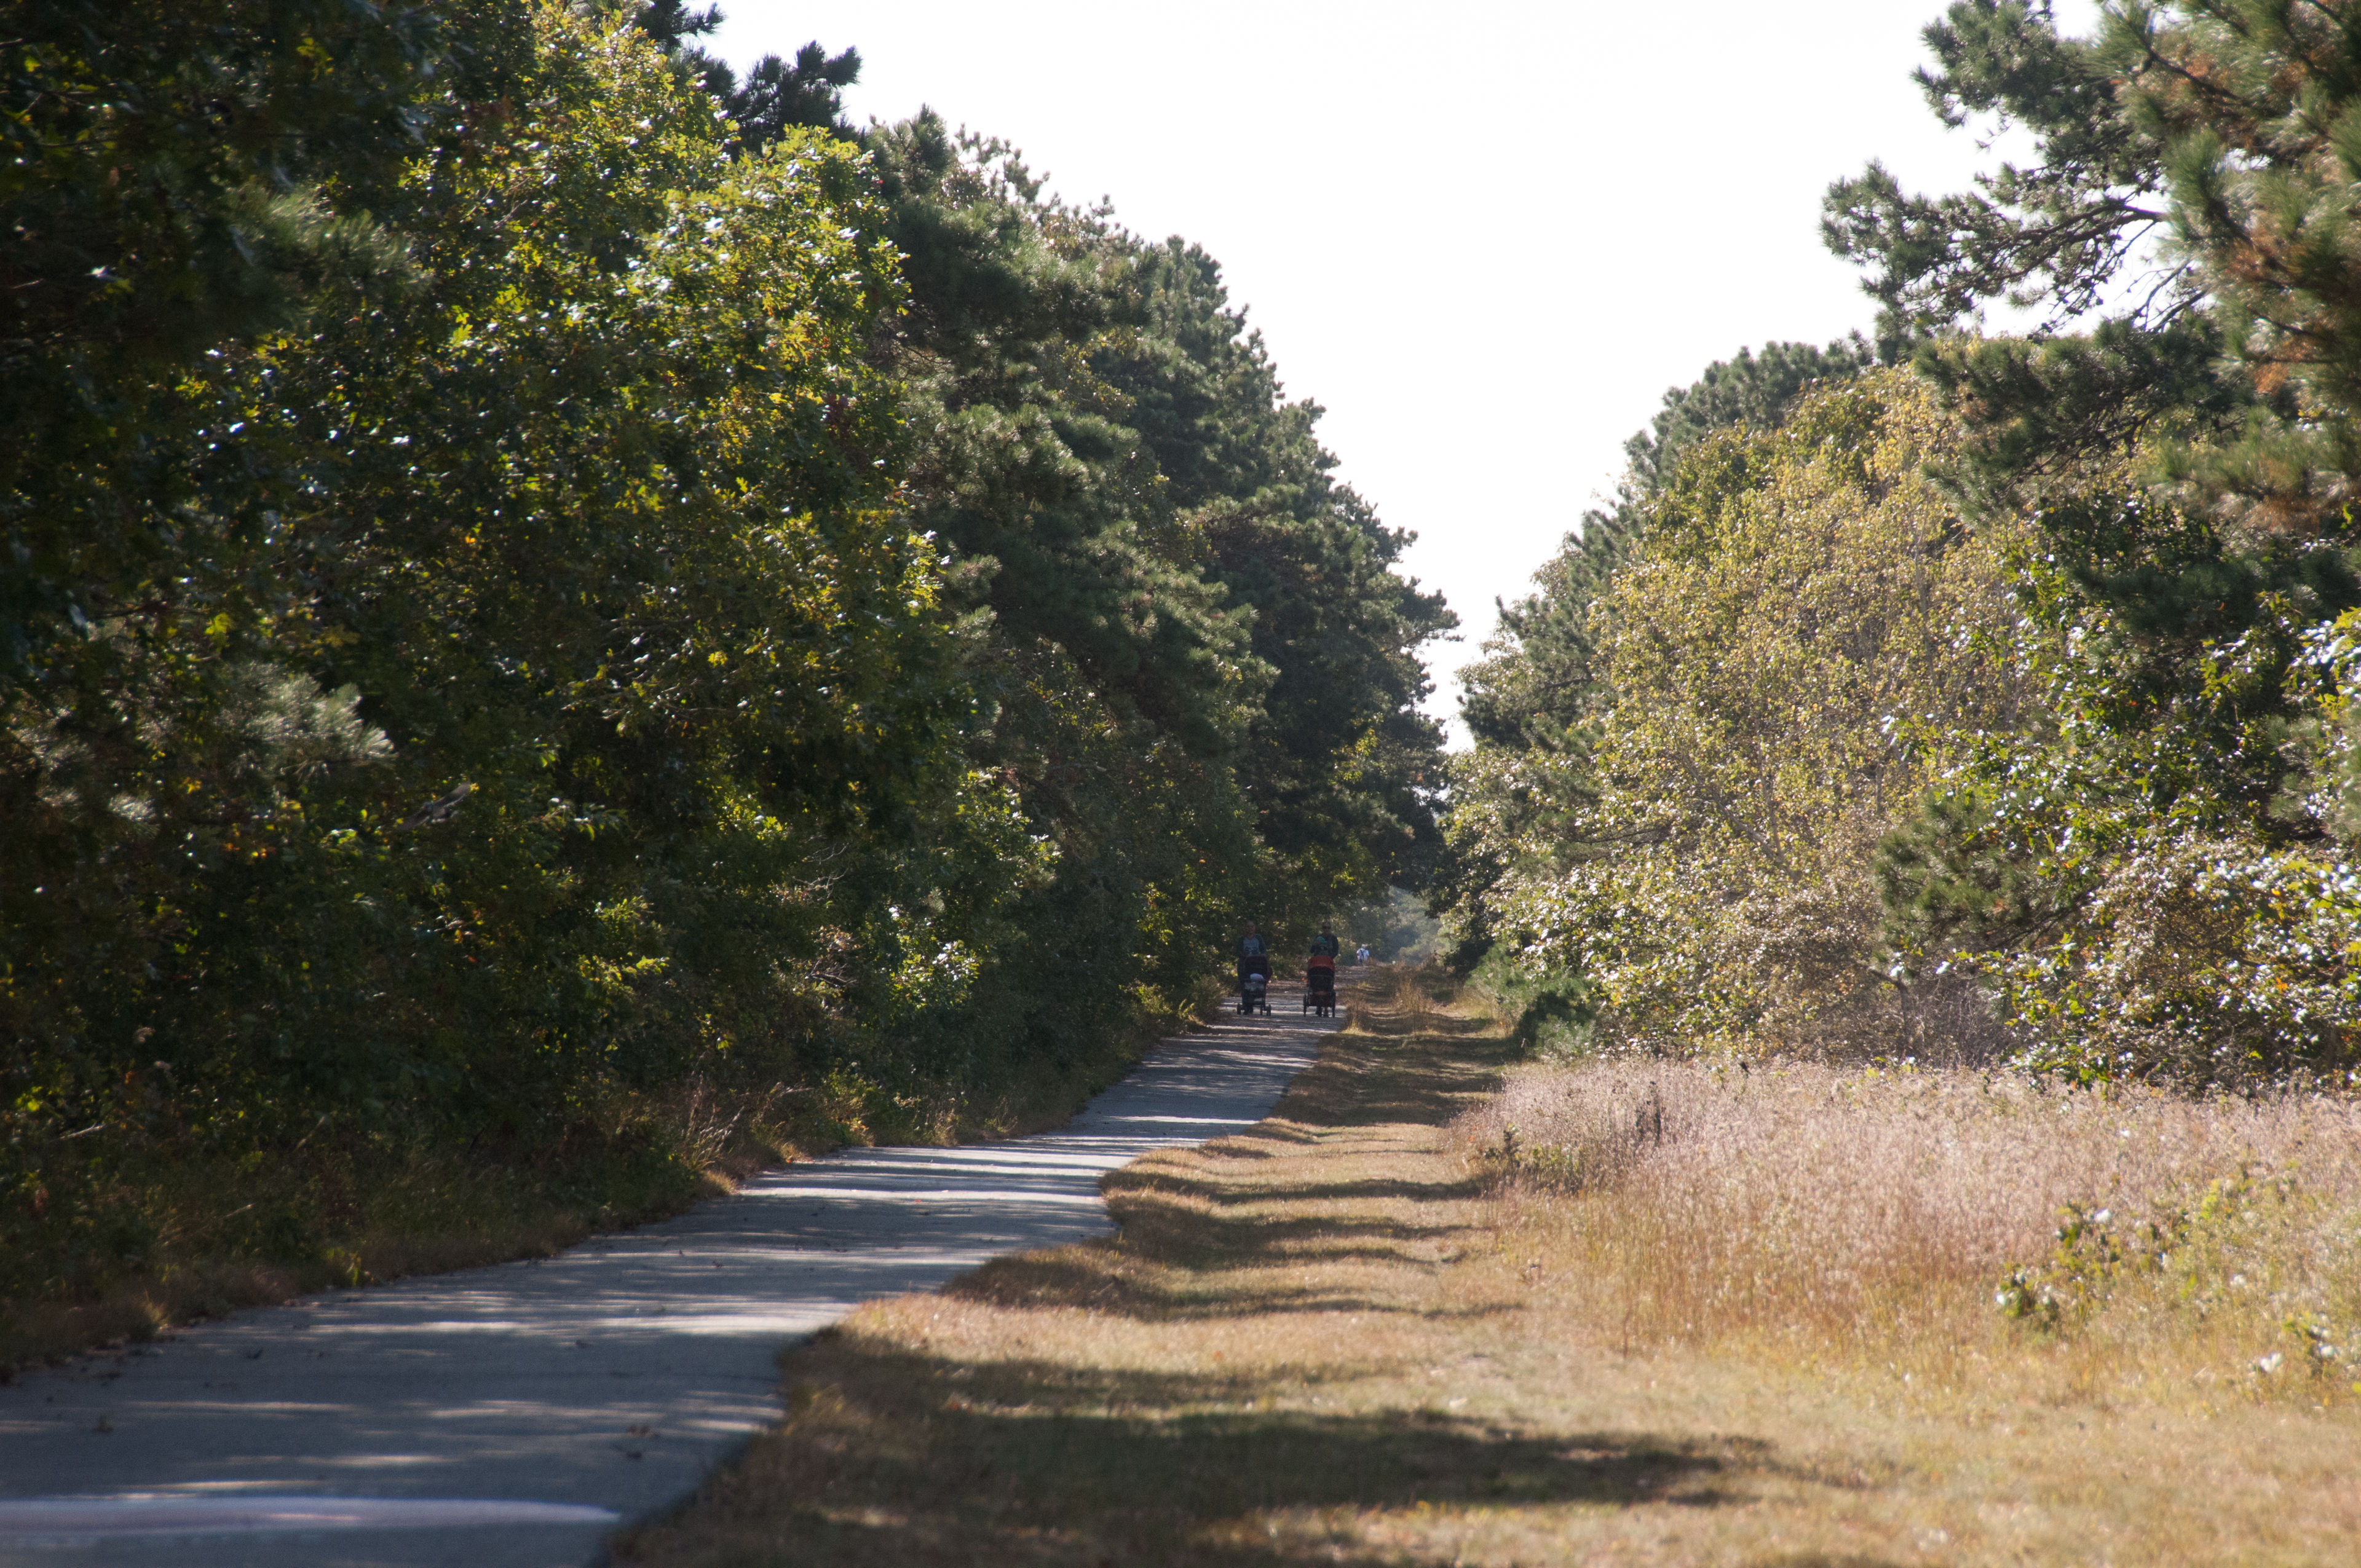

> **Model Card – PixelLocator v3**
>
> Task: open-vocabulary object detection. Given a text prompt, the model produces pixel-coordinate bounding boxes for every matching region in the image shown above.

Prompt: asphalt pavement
[0,998,1334,1566]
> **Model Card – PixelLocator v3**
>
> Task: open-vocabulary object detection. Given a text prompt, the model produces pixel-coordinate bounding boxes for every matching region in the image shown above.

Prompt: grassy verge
[1461,1052,2361,1413]
[614,974,2360,1566]
[0,1103,786,1378]
[2,1001,1196,1377]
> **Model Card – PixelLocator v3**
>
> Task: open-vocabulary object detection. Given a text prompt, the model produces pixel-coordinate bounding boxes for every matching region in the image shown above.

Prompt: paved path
[0,1005,1334,1566]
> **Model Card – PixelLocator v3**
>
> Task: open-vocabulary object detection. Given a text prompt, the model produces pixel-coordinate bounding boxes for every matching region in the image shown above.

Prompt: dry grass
[614,974,2361,1566]
[1460,1057,2361,1409]
[1346,959,1464,1038]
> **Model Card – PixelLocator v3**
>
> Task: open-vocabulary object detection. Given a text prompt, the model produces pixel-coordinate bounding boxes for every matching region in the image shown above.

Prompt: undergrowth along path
[0,1005,1333,1568]
[615,989,2361,1567]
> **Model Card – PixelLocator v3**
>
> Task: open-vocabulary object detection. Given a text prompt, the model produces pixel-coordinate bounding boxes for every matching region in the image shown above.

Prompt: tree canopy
[1,0,1451,1326]
[1442,0,2361,1087]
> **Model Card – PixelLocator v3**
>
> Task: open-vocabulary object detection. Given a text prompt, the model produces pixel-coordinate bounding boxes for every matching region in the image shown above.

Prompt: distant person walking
[1356,944,1370,964]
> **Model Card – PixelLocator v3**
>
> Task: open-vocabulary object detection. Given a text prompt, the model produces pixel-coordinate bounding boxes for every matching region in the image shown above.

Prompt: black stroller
[1302,955,1337,1018]
[1238,954,1272,1015]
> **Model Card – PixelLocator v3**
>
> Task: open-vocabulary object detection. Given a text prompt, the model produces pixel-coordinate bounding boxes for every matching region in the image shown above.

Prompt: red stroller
[1303,953,1337,1017]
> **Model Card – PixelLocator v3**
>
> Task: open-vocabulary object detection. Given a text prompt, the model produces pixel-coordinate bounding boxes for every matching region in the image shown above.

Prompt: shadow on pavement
[614,1017,1827,1565]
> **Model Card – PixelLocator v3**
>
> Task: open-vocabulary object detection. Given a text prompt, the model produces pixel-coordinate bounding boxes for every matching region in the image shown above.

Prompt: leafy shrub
[1447,371,2027,1058]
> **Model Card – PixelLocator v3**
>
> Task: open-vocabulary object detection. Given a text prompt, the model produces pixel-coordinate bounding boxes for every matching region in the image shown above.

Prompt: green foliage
[1822,0,2178,345]
[3,0,968,1308]
[1,0,483,672]
[2104,1,2361,532]
[721,43,865,151]
[1446,373,2027,1056]
[1445,2,2361,1087]
[1624,336,1882,495]
[1814,1,2361,1086]
[633,1,863,151]
[1995,1167,2354,1384]
[1337,886,1441,966]
[1,0,451,377]
[1913,317,2264,507]
[1440,339,1880,1001]
[1885,548,2361,1084]
[1833,2,2361,532]
[1827,2,2361,531]
[2,0,1450,1334]
[1461,335,1878,754]
[869,115,1451,961]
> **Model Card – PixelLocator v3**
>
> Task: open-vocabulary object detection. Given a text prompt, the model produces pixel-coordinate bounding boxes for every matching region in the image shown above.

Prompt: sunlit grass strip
[615,975,2361,1566]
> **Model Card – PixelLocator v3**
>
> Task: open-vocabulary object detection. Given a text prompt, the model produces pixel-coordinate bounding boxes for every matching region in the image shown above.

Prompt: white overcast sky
[709,0,2103,744]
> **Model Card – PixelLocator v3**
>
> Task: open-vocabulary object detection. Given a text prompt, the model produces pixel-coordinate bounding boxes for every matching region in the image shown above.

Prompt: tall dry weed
[1458,1057,2361,1408]
[1349,961,1469,1037]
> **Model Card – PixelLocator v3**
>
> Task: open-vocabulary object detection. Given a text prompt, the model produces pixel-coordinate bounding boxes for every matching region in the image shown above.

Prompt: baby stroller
[1238,955,1271,1015]
[1303,953,1337,1018]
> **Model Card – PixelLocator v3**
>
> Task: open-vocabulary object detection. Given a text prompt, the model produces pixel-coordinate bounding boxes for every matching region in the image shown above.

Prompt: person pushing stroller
[1304,923,1340,1017]
[1236,921,1272,1015]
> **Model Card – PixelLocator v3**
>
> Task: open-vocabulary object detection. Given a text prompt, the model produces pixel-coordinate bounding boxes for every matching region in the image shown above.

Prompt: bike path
[0,1003,1334,1566]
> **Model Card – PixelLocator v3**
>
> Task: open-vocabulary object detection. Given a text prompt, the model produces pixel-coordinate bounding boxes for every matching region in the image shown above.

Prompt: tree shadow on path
[616,1014,1875,1567]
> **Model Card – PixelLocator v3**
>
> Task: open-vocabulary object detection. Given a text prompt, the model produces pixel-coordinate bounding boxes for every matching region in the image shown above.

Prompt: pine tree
[1822,0,2180,345]
[2111,1,2361,533]
[1,0,494,671]
[630,1,861,148]
[1825,1,2361,1084]
[723,42,864,149]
